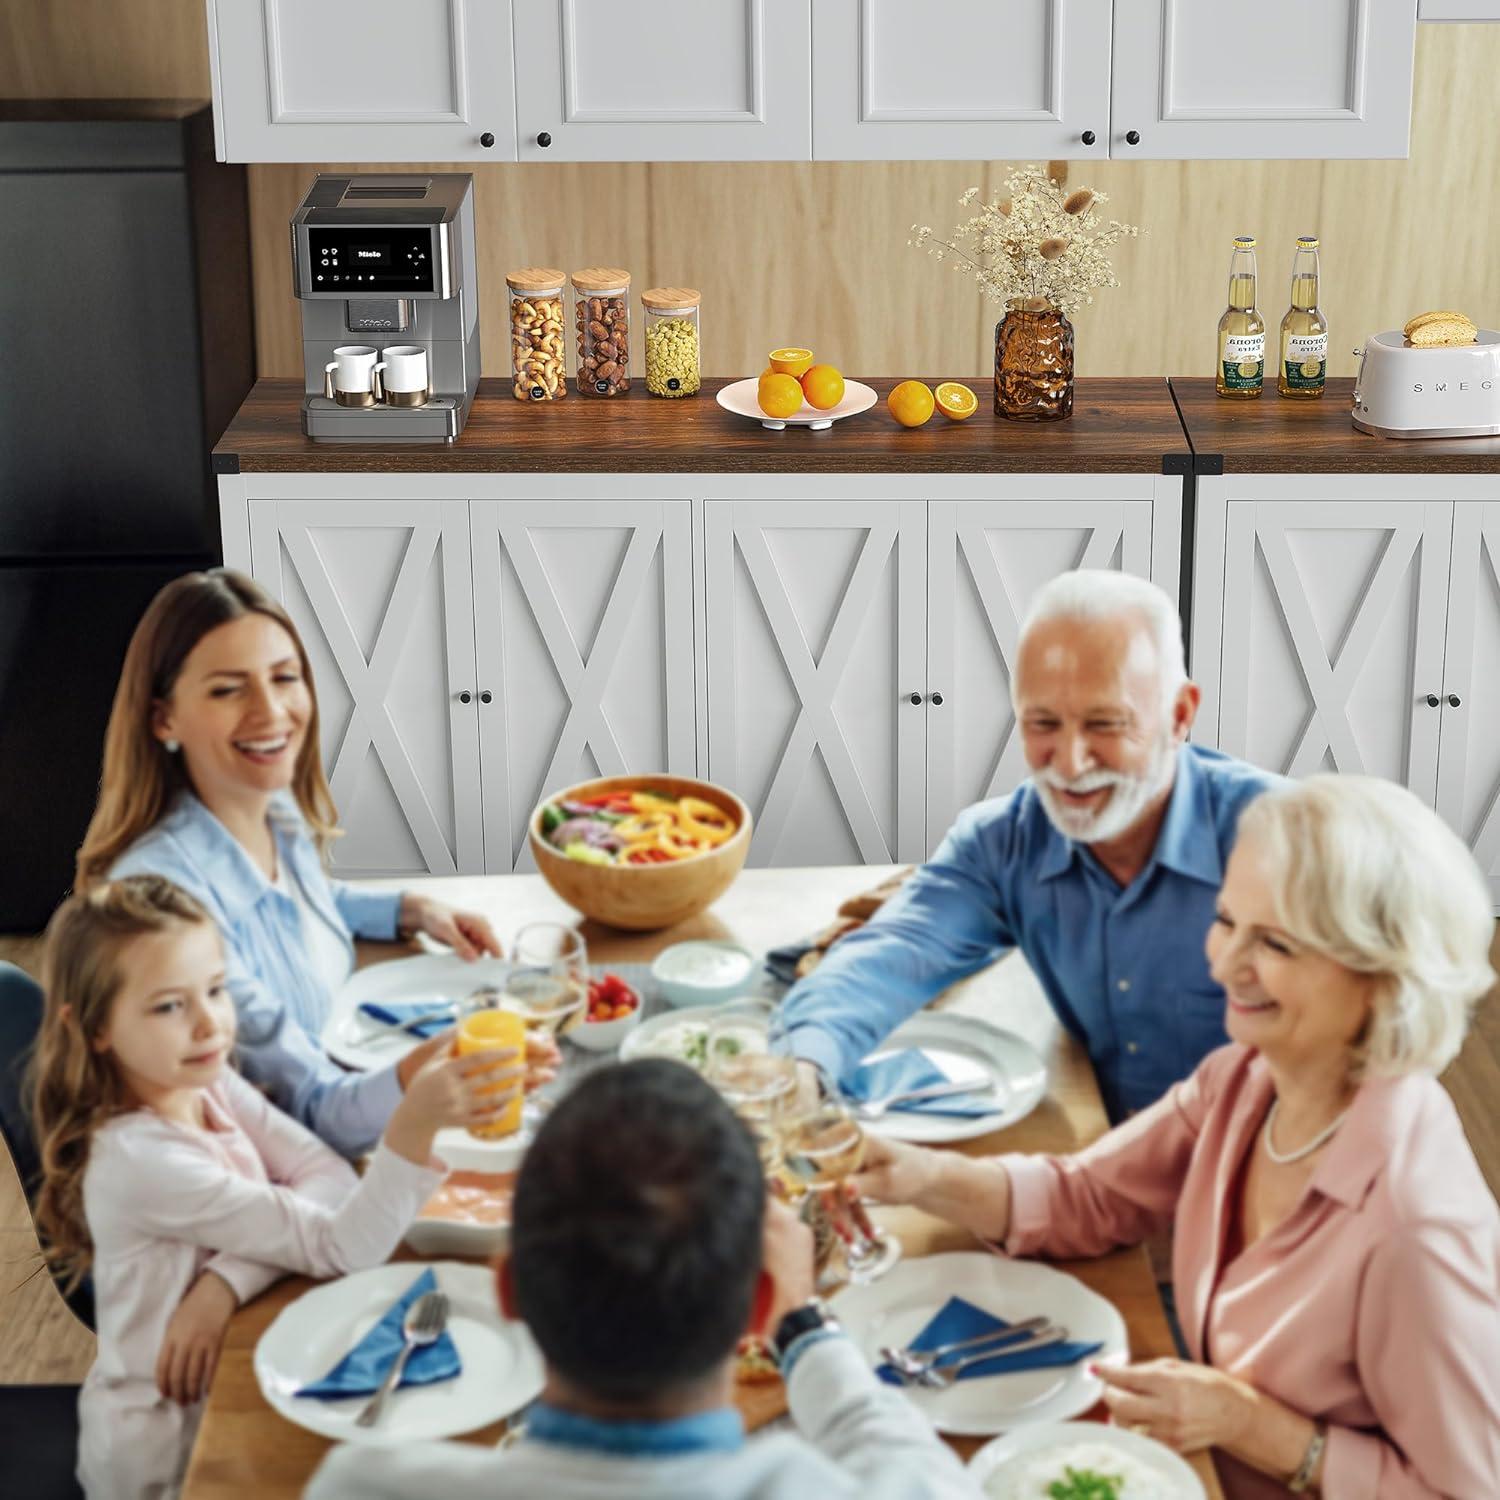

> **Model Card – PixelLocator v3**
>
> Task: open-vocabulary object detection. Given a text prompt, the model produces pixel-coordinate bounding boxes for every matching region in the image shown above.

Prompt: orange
[800,364,845,411]
[768,347,814,378]
[935,382,978,421]
[888,380,935,428]
[758,372,805,419]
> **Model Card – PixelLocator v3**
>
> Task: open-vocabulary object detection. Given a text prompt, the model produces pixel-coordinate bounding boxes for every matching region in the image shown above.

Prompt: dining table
[180,864,1225,1499]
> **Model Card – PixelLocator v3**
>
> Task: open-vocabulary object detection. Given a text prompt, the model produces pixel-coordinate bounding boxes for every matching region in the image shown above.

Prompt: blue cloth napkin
[357,999,456,1039]
[296,1268,462,1400]
[844,1049,999,1118]
[877,1295,1103,1386]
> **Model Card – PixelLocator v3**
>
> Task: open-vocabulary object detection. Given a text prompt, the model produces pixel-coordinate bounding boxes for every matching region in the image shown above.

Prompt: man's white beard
[1035,732,1179,845]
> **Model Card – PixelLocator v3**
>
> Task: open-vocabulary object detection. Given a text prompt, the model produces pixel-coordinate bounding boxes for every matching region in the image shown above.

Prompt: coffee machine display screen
[306,228,435,292]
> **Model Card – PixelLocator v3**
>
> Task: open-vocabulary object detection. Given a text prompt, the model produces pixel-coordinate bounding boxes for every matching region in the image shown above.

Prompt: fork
[354,1290,449,1427]
[917,1326,1071,1389]
[851,1077,993,1121]
[880,1316,1052,1383]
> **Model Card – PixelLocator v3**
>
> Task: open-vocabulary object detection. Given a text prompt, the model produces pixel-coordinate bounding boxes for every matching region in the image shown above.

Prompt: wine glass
[501,922,588,1038]
[706,1040,800,1183]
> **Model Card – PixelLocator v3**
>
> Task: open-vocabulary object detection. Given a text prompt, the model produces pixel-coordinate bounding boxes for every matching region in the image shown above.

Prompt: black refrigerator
[0,101,255,930]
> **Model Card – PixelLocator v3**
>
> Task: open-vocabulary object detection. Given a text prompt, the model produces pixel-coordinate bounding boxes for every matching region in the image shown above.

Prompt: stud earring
[163,738,180,754]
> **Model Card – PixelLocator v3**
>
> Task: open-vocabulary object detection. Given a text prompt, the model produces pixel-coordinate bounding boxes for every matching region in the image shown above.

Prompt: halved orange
[935,382,978,421]
[758,372,805,419]
[769,347,814,378]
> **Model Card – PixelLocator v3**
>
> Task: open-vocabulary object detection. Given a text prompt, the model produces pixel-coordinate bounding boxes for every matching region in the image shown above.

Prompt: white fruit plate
[717,377,878,431]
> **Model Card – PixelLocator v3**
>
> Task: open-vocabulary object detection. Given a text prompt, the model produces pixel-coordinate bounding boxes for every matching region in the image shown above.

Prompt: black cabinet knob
[458,690,472,704]
[479,690,493,704]
[1125,129,1141,145]
[479,132,495,149]
[1447,693,1462,708]
[908,692,923,706]
[537,131,553,148]
[1425,693,1440,708]
[1080,130,1096,146]
[929,692,944,707]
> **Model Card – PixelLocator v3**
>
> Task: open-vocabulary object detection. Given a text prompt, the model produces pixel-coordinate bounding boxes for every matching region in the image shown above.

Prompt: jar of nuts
[642,287,701,398]
[570,267,631,396]
[506,267,567,402]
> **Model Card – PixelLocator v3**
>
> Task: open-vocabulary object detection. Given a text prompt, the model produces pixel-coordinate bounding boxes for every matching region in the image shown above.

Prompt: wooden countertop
[213,377,1191,475]
[1170,376,1500,474]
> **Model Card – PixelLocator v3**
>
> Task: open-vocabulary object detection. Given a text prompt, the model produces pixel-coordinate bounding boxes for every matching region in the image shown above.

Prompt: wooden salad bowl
[529,774,753,931]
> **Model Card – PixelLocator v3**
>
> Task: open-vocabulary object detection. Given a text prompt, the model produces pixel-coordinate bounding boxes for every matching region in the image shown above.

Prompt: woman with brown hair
[77,568,553,1156]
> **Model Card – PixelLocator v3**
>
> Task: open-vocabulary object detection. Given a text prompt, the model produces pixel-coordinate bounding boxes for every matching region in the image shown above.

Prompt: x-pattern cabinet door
[1215,494,1451,798]
[470,499,695,873]
[247,498,483,876]
[925,494,1156,849]
[1437,502,1500,904]
[704,499,926,867]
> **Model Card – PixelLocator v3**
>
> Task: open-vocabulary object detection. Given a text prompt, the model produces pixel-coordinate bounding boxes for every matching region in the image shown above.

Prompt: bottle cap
[1296,235,1320,248]
[1233,235,1257,248]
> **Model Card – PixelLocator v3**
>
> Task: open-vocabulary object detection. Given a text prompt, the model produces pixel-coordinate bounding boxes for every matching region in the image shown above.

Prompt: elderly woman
[855,775,1500,1497]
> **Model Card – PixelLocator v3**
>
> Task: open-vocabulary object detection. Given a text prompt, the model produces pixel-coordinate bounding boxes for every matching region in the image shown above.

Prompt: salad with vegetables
[539,788,739,867]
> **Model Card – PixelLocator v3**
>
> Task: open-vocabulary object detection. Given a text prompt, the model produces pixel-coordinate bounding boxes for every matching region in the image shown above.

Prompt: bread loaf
[1403,310,1478,348]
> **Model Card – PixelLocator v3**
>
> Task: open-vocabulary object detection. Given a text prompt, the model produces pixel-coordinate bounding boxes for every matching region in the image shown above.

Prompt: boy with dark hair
[307,1059,977,1499]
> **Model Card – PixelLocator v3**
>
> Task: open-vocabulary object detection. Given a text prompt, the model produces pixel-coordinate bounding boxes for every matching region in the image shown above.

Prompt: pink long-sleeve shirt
[1001,1043,1500,1499]
[78,1068,444,1500]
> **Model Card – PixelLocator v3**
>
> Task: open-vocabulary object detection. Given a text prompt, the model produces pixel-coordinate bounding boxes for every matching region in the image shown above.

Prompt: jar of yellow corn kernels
[642,287,701,398]
[506,267,567,401]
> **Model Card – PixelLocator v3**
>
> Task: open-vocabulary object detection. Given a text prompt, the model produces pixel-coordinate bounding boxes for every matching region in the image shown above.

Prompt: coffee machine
[291,173,481,441]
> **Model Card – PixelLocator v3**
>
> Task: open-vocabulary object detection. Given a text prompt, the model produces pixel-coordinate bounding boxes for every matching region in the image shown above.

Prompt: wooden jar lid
[642,286,701,310]
[505,267,566,292]
[570,266,631,292]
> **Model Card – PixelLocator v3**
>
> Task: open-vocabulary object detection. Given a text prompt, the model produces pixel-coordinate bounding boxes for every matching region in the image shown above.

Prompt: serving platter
[716,376,878,431]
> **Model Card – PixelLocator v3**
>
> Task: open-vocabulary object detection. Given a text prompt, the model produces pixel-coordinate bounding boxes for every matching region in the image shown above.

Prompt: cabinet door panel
[208,0,514,161]
[926,498,1154,849]
[1437,503,1500,904]
[513,0,811,160]
[814,0,1111,160]
[705,500,925,867]
[1110,0,1417,158]
[471,500,694,873]
[248,498,482,876]
[1217,499,1450,796]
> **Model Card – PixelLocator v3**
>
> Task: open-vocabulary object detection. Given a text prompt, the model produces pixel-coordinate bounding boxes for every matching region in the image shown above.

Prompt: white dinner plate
[716,376,878,431]
[834,1252,1127,1437]
[866,1013,1047,1145]
[619,997,774,1068]
[969,1420,1205,1498]
[253,1261,543,1445]
[322,954,506,1072]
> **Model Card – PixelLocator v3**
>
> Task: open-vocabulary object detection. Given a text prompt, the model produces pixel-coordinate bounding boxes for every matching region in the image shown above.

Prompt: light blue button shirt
[773,746,1280,1120]
[526,1402,745,1458]
[109,791,405,1156]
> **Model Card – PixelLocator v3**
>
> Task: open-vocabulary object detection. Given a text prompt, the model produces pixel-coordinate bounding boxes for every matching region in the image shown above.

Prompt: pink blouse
[1002,1044,1500,1499]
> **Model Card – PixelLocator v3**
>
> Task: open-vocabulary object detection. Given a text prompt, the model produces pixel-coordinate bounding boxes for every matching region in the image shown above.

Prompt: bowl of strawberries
[569,970,644,1052]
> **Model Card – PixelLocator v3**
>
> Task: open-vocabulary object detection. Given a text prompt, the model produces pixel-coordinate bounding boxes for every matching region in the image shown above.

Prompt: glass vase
[994,302,1075,420]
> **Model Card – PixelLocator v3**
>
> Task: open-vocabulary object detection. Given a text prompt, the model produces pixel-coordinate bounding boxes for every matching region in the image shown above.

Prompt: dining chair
[0,961,95,1329]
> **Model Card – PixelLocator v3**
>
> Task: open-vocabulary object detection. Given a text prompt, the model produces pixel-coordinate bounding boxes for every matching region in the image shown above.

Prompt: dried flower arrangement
[909,164,1140,316]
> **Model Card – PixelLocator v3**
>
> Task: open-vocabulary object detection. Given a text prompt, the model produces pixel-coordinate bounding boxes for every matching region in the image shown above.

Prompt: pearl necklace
[1263,1099,1350,1165]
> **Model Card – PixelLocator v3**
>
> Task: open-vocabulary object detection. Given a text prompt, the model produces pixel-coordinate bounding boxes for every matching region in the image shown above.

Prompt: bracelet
[1288,1421,1326,1494]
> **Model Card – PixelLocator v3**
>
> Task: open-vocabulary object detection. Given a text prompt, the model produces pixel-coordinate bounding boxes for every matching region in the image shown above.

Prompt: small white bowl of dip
[651,940,759,1009]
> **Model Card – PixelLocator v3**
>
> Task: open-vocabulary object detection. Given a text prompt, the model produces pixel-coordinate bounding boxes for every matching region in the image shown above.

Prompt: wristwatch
[771,1296,841,1367]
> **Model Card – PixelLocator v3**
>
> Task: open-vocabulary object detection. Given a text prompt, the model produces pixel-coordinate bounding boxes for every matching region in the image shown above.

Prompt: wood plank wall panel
[2,16,1497,381]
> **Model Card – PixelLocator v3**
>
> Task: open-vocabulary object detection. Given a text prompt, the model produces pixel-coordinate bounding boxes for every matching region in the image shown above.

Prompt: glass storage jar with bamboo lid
[506,268,567,402]
[571,267,631,395]
[642,287,701,398]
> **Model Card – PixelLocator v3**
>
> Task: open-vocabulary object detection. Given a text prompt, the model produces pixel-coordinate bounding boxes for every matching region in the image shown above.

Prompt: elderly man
[772,569,1280,1120]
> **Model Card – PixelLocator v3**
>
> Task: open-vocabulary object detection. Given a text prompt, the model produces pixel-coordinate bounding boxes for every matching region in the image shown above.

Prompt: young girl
[32,875,521,1500]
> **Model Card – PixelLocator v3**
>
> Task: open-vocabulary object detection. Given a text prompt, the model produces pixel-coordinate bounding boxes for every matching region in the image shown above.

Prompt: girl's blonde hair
[1237,774,1496,1080]
[75,568,339,890]
[31,876,216,1290]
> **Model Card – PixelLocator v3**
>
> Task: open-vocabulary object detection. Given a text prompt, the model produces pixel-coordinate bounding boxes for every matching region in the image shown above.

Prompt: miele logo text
[1412,381,1493,393]
[356,250,381,259]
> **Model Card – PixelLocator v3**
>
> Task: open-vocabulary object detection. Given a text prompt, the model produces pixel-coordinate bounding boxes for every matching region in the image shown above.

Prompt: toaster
[1351,330,1500,438]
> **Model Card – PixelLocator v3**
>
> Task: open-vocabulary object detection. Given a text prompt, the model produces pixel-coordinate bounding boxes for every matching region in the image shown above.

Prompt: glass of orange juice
[455,1003,526,1139]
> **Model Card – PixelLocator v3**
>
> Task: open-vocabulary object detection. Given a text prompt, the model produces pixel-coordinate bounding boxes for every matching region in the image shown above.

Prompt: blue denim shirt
[110,791,405,1155]
[526,1403,745,1458]
[773,746,1280,1119]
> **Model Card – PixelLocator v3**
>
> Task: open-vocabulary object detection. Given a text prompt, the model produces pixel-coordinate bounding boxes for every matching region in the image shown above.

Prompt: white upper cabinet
[1109,0,1419,159]
[512,0,812,160]
[812,0,1112,161]
[206,0,515,162]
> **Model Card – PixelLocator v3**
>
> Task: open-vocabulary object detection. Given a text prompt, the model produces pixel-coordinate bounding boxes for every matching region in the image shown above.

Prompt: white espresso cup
[376,345,430,407]
[323,345,382,407]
